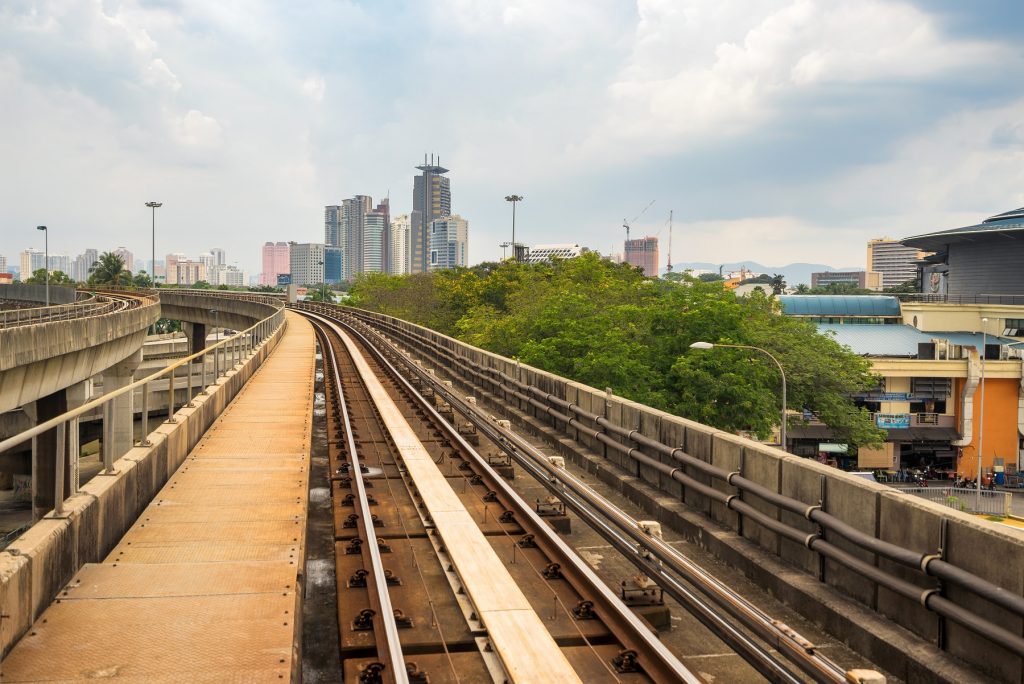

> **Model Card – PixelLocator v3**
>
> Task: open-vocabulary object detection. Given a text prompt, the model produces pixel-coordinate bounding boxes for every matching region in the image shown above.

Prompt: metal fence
[0,292,286,520]
[901,486,1012,516]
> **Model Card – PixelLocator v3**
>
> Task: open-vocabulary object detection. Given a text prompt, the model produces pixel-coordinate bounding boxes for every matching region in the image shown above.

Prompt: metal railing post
[54,423,66,517]
[102,398,114,474]
[187,358,194,407]
[167,365,176,423]
[140,382,151,446]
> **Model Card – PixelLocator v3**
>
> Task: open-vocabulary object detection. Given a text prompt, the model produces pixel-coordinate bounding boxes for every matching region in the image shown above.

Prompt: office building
[810,271,883,291]
[624,236,659,276]
[411,156,451,273]
[325,205,342,247]
[389,214,410,275]
[341,195,372,280]
[20,249,46,279]
[324,246,344,284]
[523,243,584,264]
[428,215,468,271]
[260,242,290,286]
[210,248,225,266]
[867,238,926,288]
[111,247,133,273]
[289,243,325,286]
[363,200,389,274]
[210,264,244,287]
[0,255,6,275]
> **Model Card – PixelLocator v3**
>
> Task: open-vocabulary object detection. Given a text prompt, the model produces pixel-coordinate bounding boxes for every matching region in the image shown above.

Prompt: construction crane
[666,209,673,273]
[623,199,656,243]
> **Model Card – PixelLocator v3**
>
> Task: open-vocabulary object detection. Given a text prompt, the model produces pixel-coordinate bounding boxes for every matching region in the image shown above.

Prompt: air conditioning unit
[1005,347,1024,360]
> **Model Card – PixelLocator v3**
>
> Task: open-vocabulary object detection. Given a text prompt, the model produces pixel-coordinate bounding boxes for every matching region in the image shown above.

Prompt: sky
[1,0,1023,278]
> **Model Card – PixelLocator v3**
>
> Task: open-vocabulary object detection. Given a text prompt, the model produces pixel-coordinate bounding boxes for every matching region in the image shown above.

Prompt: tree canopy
[351,254,884,448]
[25,268,75,285]
[88,252,132,287]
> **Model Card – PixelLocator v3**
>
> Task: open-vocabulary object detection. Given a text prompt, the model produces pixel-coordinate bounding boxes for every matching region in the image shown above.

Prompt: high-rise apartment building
[210,264,244,287]
[198,252,216,276]
[20,248,45,278]
[428,215,469,271]
[0,255,6,275]
[289,243,325,286]
[72,249,98,282]
[112,247,134,273]
[411,156,451,273]
[340,195,372,280]
[624,236,659,276]
[260,242,290,286]
[867,238,927,288]
[389,214,410,275]
[165,252,186,285]
[48,255,71,275]
[210,248,225,266]
[174,260,206,286]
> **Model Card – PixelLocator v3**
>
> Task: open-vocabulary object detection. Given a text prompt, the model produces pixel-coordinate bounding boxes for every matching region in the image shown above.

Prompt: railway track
[303,310,702,684]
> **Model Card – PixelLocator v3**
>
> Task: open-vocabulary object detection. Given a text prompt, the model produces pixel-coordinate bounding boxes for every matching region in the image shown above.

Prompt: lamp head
[36,225,46,231]
[689,341,714,350]
[145,201,162,208]
[504,194,523,202]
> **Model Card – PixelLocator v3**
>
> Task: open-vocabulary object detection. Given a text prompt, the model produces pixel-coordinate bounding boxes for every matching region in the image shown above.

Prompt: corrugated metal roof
[779,295,901,317]
[818,323,1018,357]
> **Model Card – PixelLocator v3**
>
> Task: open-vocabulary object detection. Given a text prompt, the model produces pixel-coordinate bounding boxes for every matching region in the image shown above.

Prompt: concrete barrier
[351,307,1024,682]
[0,284,76,305]
[0,318,288,657]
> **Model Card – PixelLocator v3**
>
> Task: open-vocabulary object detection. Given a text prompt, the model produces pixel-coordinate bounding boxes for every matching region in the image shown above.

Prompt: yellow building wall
[955,377,1020,478]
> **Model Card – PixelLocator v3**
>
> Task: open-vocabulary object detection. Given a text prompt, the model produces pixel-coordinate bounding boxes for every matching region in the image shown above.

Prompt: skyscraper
[198,252,216,277]
[48,255,71,275]
[428,214,469,271]
[165,252,186,285]
[363,199,389,274]
[341,195,372,280]
[411,156,451,273]
[20,248,45,278]
[210,248,226,266]
[867,238,926,288]
[325,205,342,247]
[260,242,290,286]
[624,236,659,276]
[389,214,410,275]
[324,245,343,284]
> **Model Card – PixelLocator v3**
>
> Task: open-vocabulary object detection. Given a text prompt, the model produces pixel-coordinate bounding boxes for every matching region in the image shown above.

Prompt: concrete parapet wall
[159,291,281,331]
[0,284,76,305]
[353,307,1024,681]
[0,319,287,657]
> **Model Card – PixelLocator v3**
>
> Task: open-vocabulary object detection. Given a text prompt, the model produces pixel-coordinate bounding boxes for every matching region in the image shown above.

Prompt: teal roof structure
[818,324,1017,357]
[779,295,901,317]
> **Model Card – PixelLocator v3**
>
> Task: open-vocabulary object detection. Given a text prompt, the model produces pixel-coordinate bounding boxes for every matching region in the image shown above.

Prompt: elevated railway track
[300,306,875,683]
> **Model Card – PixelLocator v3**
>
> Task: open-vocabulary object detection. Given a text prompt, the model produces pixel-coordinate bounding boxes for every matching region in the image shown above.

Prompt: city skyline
[1,3,1021,276]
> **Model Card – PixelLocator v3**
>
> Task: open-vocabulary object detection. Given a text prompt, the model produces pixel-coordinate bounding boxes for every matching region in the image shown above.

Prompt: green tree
[883,278,919,294]
[306,283,335,302]
[88,252,133,286]
[770,274,786,295]
[192,280,213,289]
[698,272,725,282]
[132,270,153,288]
[26,269,75,285]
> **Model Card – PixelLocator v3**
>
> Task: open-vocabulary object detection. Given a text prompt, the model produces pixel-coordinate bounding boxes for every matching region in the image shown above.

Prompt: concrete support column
[185,322,207,361]
[26,390,68,521]
[65,379,93,495]
[103,348,143,466]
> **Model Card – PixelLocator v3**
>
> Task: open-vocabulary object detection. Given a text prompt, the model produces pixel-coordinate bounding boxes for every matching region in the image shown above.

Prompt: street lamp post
[504,195,523,261]
[690,341,788,451]
[976,318,989,510]
[145,202,162,287]
[211,309,220,378]
[36,225,49,306]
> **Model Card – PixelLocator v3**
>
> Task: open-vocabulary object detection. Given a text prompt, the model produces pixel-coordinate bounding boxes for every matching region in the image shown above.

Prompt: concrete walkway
[0,312,315,682]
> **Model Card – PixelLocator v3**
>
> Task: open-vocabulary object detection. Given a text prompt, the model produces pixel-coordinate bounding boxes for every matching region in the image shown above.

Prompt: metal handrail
[0,292,285,519]
[0,294,120,328]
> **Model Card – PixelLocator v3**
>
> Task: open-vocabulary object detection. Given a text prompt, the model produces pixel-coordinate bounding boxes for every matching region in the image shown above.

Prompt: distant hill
[669,261,863,286]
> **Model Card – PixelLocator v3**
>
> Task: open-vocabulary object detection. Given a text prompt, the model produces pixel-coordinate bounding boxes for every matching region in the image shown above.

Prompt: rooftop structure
[523,243,584,264]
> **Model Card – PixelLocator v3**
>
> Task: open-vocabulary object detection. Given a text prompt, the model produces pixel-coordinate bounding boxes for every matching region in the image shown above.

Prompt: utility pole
[504,195,523,261]
[666,209,673,273]
[36,225,49,306]
[145,202,162,287]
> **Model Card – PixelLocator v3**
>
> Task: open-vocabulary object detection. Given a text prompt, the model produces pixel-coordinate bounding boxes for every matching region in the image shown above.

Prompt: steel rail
[301,305,704,684]
[341,308,1024,658]
[339,308,850,684]
[308,315,409,684]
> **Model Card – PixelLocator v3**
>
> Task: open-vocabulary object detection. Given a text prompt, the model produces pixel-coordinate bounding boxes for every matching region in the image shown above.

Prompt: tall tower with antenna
[666,209,673,273]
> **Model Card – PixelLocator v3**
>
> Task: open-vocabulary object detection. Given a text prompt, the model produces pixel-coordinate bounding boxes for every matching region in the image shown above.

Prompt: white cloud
[301,75,325,102]
[174,109,223,148]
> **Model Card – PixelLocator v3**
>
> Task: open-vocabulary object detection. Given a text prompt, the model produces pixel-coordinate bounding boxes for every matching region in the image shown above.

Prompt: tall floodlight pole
[976,318,989,511]
[690,341,788,451]
[36,225,49,306]
[145,202,162,287]
[504,195,523,261]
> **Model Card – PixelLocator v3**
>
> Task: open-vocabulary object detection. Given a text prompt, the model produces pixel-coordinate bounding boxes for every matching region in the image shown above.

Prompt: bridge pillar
[103,349,142,466]
[185,322,207,361]
[26,390,69,521]
[65,379,92,495]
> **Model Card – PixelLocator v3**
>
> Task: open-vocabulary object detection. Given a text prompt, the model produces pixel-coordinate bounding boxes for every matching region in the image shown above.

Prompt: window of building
[1003,319,1024,336]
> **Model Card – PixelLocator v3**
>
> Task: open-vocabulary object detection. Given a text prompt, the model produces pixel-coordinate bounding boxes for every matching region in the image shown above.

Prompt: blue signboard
[876,413,911,429]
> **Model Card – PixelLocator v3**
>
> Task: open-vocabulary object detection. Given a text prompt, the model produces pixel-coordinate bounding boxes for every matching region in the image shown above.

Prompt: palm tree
[770,274,786,296]
[88,252,133,286]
